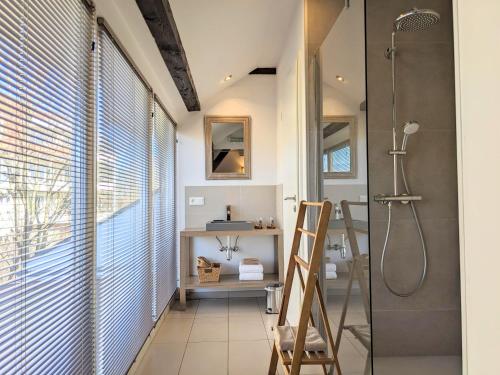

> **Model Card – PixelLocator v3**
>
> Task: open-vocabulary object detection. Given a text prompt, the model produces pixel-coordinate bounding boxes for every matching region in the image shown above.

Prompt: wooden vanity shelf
[179,228,284,309]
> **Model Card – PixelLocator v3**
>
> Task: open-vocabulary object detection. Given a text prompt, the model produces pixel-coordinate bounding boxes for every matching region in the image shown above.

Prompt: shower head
[403,121,420,135]
[401,121,420,151]
[394,8,440,32]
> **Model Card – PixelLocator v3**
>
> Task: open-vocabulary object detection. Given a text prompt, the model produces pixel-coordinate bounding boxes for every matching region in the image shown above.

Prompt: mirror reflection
[204,116,251,180]
[212,122,244,174]
[322,115,356,178]
[316,0,371,373]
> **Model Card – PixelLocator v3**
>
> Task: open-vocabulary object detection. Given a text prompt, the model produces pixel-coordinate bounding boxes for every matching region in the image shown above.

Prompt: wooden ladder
[268,200,342,375]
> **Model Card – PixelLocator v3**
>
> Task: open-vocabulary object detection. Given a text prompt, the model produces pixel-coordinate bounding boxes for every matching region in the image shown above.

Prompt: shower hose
[380,158,428,297]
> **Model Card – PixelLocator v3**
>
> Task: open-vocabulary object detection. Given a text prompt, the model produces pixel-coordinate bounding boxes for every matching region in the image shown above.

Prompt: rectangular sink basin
[206,220,253,231]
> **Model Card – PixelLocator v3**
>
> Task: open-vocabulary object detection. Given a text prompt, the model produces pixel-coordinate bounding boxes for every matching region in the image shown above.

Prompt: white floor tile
[136,342,185,375]
[260,312,279,340]
[228,340,271,375]
[327,294,366,313]
[337,338,366,374]
[196,298,228,318]
[154,317,193,343]
[179,341,228,375]
[329,311,368,326]
[229,297,261,317]
[189,317,228,342]
[229,315,268,341]
[347,336,369,357]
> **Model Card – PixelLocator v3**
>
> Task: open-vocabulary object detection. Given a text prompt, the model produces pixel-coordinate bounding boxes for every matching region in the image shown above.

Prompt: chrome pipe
[391,31,398,196]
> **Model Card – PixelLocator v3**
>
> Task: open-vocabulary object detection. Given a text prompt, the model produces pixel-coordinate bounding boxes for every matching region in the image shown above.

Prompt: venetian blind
[0,0,95,373]
[95,24,152,375]
[152,99,176,320]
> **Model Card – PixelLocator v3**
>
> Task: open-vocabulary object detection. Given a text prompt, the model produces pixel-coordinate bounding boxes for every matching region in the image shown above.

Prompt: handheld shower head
[403,121,420,135]
[394,8,440,32]
[402,121,420,150]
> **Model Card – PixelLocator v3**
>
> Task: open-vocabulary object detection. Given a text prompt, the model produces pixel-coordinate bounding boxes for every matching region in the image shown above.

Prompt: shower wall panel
[366,0,461,356]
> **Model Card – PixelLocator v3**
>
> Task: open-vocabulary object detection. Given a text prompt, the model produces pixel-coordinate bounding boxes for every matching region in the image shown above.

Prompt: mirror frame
[204,115,251,180]
[322,115,357,179]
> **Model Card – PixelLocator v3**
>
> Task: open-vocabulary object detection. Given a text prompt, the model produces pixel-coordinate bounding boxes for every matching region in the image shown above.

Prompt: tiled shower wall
[366,0,461,356]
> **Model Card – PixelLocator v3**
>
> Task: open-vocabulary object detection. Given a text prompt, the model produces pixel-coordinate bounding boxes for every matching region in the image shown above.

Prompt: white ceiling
[321,0,365,105]
[169,0,299,109]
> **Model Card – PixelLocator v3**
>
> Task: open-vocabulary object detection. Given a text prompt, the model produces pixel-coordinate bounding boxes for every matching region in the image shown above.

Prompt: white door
[279,57,302,324]
[281,61,300,250]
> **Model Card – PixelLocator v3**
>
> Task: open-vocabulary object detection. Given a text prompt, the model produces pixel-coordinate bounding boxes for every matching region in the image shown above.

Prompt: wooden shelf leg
[179,235,188,310]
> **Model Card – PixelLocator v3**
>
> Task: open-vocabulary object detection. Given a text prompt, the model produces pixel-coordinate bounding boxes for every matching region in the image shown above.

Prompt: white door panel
[280,57,302,325]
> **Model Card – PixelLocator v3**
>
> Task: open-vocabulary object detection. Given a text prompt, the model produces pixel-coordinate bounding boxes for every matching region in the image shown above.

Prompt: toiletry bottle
[334,204,342,220]
[226,205,231,221]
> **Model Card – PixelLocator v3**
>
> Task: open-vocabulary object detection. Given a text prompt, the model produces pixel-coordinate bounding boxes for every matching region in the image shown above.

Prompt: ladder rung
[294,255,310,270]
[301,201,324,207]
[280,350,334,365]
[297,228,316,237]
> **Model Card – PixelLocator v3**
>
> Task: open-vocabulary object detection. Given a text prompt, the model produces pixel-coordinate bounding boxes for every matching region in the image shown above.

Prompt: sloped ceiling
[321,0,365,105]
[169,0,299,109]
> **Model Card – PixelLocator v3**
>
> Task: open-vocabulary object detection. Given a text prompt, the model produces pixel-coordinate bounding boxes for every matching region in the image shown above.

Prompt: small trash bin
[265,282,284,314]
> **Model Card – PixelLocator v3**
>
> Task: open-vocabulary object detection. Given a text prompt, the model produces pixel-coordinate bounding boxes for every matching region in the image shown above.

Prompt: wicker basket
[197,256,212,268]
[197,263,221,283]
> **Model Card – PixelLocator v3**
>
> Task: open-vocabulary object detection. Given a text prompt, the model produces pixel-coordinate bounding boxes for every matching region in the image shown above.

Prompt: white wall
[175,74,278,290]
[454,1,500,374]
[94,0,186,122]
[176,75,278,230]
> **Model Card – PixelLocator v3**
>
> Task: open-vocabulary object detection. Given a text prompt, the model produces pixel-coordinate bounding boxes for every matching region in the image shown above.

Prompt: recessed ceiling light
[336,75,345,82]
[224,74,233,82]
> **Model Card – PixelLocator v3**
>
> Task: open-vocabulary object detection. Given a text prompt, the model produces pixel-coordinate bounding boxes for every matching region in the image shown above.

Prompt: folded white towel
[275,325,327,352]
[239,258,264,274]
[326,271,338,280]
[325,263,337,272]
[239,272,264,281]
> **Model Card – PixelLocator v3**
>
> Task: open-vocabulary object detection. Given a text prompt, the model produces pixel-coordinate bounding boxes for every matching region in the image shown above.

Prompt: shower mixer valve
[374,193,422,205]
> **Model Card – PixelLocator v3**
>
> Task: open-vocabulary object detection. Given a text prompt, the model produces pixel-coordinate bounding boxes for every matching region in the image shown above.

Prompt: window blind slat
[0,1,94,375]
[96,26,153,375]
[152,100,176,320]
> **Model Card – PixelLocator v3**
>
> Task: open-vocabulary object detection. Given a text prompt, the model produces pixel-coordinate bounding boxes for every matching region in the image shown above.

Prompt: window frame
[322,115,357,179]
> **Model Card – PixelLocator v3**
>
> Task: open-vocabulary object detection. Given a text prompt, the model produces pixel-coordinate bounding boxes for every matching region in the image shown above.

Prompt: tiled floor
[135,296,369,375]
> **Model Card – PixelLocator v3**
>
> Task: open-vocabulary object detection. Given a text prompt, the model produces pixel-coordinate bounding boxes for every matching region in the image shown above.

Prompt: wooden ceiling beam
[136,0,201,111]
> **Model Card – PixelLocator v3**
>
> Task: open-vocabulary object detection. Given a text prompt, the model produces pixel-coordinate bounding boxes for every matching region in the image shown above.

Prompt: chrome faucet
[216,235,240,261]
[326,233,347,259]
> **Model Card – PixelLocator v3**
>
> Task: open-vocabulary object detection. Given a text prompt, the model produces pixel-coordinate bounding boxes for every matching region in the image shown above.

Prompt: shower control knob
[401,193,410,205]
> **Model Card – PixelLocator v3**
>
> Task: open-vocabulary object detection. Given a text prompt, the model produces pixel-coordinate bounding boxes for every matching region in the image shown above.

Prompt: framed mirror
[322,115,357,179]
[204,116,251,180]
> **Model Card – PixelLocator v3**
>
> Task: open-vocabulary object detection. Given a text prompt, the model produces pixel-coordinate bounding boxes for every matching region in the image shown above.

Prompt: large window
[0,5,178,374]
[0,0,94,373]
[95,23,153,375]
[152,99,176,320]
